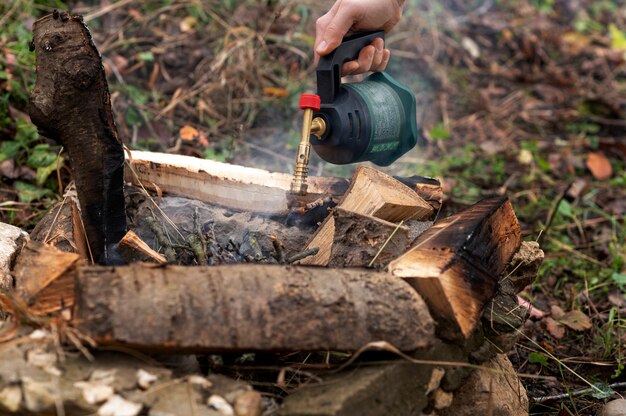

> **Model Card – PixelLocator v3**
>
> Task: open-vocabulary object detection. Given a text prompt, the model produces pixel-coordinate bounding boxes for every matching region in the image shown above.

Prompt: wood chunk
[126,150,349,215]
[74,264,435,352]
[279,340,465,416]
[300,166,433,266]
[30,184,89,260]
[340,166,433,222]
[126,151,443,215]
[14,242,80,315]
[396,176,443,213]
[299,216,335,266]
[117,231,167,264]
[329,209,410,268]
[29,15,127,264]
[389,197,522,340]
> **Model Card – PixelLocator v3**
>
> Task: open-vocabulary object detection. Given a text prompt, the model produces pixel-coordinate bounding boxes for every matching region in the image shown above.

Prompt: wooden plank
[388,197,522,340]
[125,150,349,215]
[125,151,443,215]
[300,166,433,266]
[74,264,435,352]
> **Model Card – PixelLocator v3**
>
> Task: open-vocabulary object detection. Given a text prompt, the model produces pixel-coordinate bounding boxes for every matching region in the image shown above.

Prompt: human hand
[314,0,405,75]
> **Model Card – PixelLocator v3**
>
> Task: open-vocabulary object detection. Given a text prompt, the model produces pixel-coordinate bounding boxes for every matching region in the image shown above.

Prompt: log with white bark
[73,264,435,352]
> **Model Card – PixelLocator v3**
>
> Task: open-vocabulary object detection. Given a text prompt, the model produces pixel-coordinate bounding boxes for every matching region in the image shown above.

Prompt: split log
[126,151,443,215]
[73,264,435,352]
[328,209,410,269]
[14,242,80,315]
[300,166,433,266]
[29,13,126,265]
[117,230,167,264]
[388,197,522,340]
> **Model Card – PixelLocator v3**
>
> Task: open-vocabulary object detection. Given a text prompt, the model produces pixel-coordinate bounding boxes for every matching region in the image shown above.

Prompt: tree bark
[29,13,126,265]
[74,264,435,352]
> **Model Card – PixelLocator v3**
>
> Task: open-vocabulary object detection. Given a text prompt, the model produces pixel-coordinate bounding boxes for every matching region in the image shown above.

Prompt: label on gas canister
[344,80,403,154]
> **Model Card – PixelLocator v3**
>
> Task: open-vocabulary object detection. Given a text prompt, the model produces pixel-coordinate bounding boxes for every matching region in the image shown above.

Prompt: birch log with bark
[73,264,435,352]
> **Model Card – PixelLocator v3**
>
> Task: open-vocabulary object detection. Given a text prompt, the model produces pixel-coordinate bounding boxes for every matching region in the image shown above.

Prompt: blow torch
[290,31,419,196]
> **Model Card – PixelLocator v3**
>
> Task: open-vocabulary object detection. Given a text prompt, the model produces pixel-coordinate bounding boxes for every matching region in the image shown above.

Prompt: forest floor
[1,0,625,414]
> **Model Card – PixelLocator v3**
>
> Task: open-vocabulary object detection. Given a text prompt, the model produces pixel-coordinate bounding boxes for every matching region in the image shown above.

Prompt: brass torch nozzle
[290,94,324,196]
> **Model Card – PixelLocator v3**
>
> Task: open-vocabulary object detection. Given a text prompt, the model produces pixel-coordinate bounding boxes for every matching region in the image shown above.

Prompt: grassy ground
[1,0,625,414]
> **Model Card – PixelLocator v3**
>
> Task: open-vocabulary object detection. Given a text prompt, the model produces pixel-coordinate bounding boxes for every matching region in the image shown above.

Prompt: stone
[279,361,433,416]
[147,382,219,416]
[234,391,263,416]
[0,222,28,290]
[0,385,22,412]
[97,395,142,416]
[599,399,626,416]
[437,354,528,416]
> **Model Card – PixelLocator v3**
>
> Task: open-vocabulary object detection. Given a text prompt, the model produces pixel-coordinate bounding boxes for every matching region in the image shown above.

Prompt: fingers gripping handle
[316,31,385,103]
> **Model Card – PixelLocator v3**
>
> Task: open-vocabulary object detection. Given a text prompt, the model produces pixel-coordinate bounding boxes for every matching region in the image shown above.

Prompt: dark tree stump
[29,12,126,264]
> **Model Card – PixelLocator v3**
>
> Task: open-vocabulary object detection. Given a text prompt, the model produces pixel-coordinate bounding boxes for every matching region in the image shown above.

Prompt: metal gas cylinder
[311,31,418,166]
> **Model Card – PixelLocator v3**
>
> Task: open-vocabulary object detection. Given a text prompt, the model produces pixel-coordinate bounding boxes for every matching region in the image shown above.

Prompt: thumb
[316,8,355,55]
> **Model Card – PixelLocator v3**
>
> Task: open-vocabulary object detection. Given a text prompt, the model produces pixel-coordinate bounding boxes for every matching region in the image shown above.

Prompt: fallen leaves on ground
[586,152,613,180]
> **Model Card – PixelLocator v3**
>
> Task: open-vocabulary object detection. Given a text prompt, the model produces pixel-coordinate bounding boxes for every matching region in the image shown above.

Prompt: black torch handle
[316,30,385,104]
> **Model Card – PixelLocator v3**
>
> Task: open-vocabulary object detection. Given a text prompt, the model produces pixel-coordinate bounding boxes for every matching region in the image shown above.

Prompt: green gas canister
[311,31,418,166]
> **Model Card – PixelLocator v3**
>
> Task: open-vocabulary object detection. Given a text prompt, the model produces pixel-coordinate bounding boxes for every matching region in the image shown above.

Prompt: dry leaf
[550,304,565,320]
[179,125,209,148]
[558,310,592,331]
[263,87,289,97]
[586,152,612,180]
[545,317,565,339]
[608,290,626,308]
[561,31,592,54]
[180,16,197,33]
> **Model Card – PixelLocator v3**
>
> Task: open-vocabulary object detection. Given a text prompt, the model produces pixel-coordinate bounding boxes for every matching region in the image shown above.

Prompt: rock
[234,391,263,416]
[0,222,28,290]
[208,395,234,415]
[0,385,22,412]
[136,369,158,390]
[279,361,433,416]
[437,354,528,416]
[22,376,57,413]
[599,399,626,416]
[431,389,453,410]
[97,395,142,416]
[147,381,218,416]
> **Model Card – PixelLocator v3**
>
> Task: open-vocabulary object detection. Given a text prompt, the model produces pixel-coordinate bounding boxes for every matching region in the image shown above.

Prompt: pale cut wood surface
[125,150,349,214]
[125,151,443,215]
